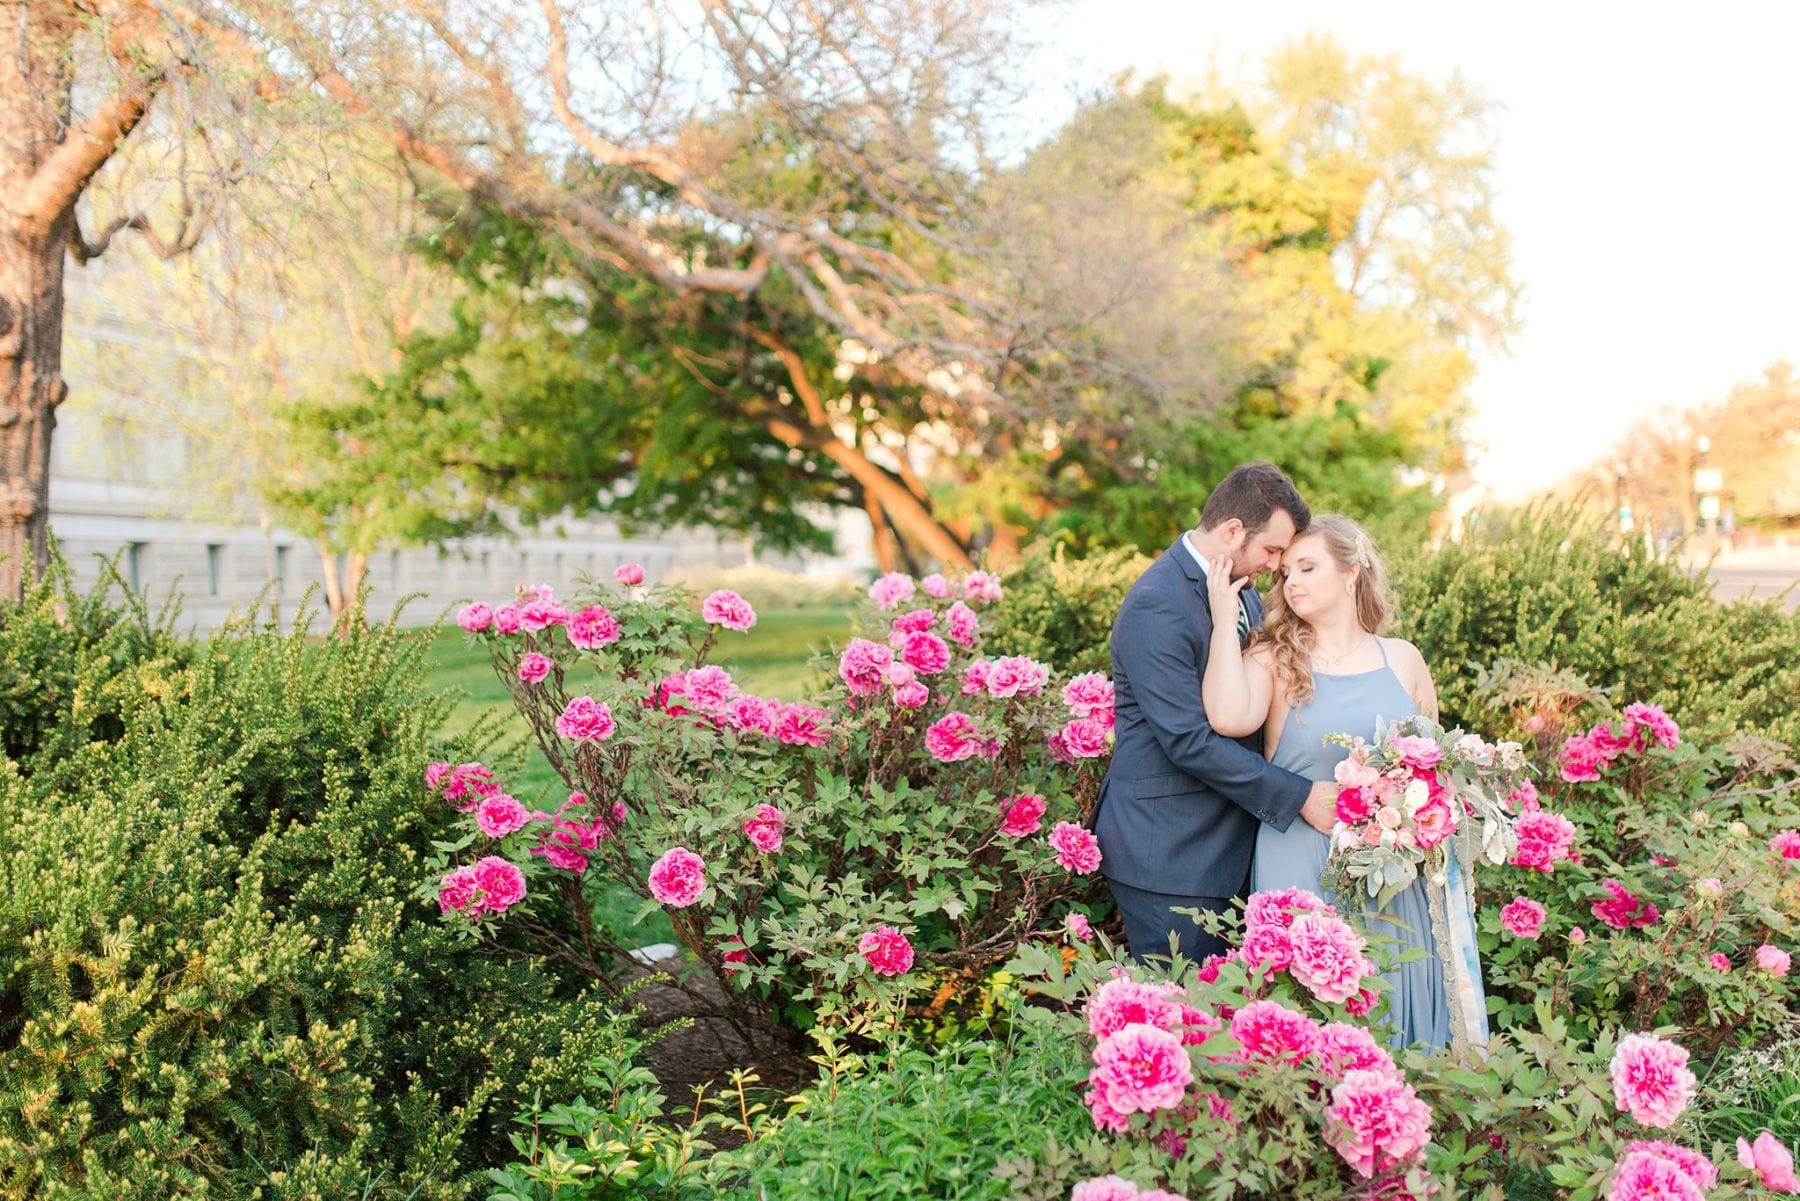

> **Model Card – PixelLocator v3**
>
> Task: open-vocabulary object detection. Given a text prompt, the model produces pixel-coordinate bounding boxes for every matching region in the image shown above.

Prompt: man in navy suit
[1093,461,1338,965]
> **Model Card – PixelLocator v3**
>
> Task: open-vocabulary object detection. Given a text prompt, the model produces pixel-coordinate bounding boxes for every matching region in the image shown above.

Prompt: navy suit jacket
[1092,536,1311,896]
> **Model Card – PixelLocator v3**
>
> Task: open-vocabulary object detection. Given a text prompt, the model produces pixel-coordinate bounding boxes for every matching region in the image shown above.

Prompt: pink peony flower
[1344,987,1379,1017]
[614,563,645,586]
[1500,897,1547,940]
[519,597,569,631]
[647,847,707,907]
[457,602,494,633]
[1387,734,1444,770]
[891,680,930,709]
[890,607,937,635]
[464,855,526,914]
[1622,1140,1716,1190]
[433,761,502,811]
[493,603,524,634]
[1772,829,1800,860]
[773,702,831,747]
[1175,1003,1222,1048]
[566,604,622,649]
[437,866,479,916]
[680,664,739,712]
[475,793,533,839]
[1323,1069,1434,1179]
[721,938,749,978]
[1738,1131,1800,1193]
[945,601,980,648]
[838,637,895,697]
[1508,779,1542,812]
[1756,944,1792,976]
[1607,1150,1707,1201]
[1708,952,1732,972]
[858,925,915,976]
[1511,810,1578,871]
[1086,976,1182,1040]
[701,589,756,631]
[726,694,780,736]
[1694,877,1722,897]
[1412,796,1455,848]
[1059,716,1113,759]
[1062,671,1115,718]
[1089,1022,1193,1115]
[1621,701,1681,749]
[1569,926,1587,945]
[1336,786,1375,825]
[743,803,786,853]
[1287,912,1374,1003]
[1066,912,1094,941]
[555,696,616,743]
[868,572,916,609]
[959,658,992,696]
[1592,880,1660,930]
[1610,1033,1696,1129]
[925,712,985,762]
[1083,1081,1131,1133]
[1239,924,1295,975]
[1314,1022,1397,1081]
[962,570,1004,604]
[1229,999,1320,1066]
[1559,733,1605,783]
[517,652,552,684]
[1070,1176,1140,1201]
[900,631,951,675]
[1245,888,1332,931]
[920,572,954,599]
[1049,820,1103,874]
[998,793,1047,837]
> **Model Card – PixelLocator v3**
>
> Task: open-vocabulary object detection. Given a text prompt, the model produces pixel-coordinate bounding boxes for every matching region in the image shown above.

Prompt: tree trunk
[336,549,367,636]
[0,7,162,601]
[319,539,345,618]
[0,232,64,600]
[862,491,901,574]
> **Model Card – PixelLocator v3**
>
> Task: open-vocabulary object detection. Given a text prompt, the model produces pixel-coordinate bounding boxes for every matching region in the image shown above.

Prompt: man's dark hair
[1198,461,1310,536]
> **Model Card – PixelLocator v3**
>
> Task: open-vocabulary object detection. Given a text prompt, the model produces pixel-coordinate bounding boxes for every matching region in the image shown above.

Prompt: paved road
[1708,565,1800,609]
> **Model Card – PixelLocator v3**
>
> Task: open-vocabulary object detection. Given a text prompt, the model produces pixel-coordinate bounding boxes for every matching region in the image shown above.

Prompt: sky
[1030,1,1800,499]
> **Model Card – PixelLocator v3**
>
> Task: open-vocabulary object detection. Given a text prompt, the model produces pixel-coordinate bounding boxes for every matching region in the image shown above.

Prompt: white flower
[1402,777,1430,815]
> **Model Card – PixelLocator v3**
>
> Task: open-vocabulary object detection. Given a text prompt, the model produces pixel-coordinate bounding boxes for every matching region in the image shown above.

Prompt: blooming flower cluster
[438,855,527,918]
[700,589,757,631]
[1324,718,1529,907]
[1559,702,1681,783]
[1075,960,1433,1187]
[1609,1032,1696,1129]
[1590,879,1661,930]
[1237,889,1377,1005]
[874,569,1004,609]
[858,925,915,976]
[647,846,707,907]
[1048,670,1116,762]
[1738,1131,1800,1193]
[1049,820,1103,874]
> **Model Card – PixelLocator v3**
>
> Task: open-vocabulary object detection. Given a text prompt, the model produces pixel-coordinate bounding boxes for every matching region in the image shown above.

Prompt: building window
[206,544,224,596]
[126,542,148,591]
[274,544,289,594]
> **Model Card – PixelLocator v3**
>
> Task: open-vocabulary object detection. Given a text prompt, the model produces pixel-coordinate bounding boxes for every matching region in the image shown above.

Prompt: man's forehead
[1262,511,1298,546]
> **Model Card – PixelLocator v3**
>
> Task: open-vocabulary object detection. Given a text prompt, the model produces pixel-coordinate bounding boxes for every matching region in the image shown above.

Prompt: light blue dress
[1249,642,1478,1052]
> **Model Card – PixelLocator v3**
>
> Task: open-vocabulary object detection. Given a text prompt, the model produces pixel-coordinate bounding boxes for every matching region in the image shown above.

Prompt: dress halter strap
[1375,637,1391,668]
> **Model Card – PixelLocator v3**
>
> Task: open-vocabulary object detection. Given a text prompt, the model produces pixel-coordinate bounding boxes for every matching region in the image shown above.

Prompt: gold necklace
[1311,633,1370,670]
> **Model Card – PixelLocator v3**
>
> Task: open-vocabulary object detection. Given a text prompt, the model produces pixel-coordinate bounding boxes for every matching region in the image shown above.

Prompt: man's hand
[1300,780,1338,835]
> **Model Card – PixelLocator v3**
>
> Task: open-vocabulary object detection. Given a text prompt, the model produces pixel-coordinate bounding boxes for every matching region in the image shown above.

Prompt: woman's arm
[1201,554,1275,736]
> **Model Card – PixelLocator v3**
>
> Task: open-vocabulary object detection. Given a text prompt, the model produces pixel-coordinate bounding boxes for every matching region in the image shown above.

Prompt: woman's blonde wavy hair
[1247,514,1396,708]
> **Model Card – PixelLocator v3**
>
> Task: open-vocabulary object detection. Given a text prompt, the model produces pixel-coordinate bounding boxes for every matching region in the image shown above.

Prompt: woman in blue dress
[1200,514,1486,1054]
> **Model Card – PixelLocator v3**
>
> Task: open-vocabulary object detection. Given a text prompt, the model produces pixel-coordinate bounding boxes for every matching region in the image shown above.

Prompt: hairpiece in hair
[1354,534,1372,570]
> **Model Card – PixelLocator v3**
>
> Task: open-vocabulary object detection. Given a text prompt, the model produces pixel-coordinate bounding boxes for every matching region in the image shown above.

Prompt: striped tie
[1236,597,1251,644]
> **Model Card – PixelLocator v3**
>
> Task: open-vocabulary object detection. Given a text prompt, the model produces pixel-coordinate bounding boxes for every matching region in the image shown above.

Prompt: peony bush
[428,569,1111,1034]
[1007,887,1789,1201]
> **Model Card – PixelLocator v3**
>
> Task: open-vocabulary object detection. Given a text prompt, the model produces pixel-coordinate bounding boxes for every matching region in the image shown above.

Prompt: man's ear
[1219,518,1245,546]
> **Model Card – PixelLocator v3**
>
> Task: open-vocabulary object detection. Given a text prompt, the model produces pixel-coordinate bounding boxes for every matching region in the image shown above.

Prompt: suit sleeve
[1115,586,1311,831]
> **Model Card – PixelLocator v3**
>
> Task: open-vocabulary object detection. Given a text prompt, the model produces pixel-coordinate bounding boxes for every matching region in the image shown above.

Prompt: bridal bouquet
[1324,717,1531,908]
